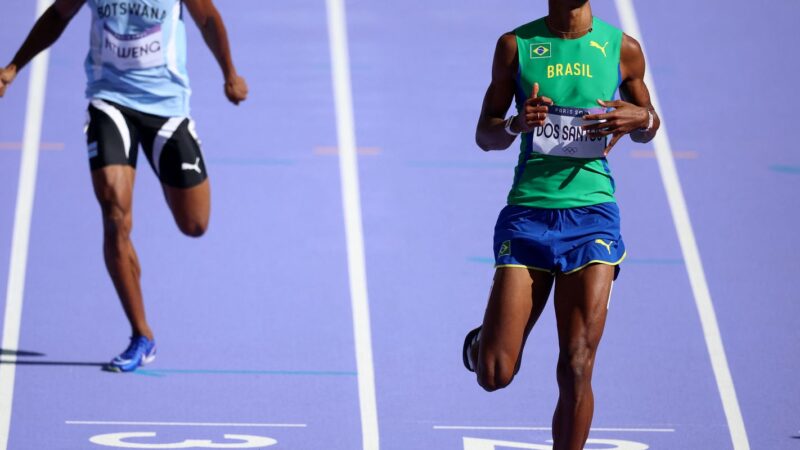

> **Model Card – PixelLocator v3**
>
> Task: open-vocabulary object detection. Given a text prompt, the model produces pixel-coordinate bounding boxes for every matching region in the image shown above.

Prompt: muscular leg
[92,165,153,340]
[162,179,210,237]
[551,263,614,450]
[476,267,554,391]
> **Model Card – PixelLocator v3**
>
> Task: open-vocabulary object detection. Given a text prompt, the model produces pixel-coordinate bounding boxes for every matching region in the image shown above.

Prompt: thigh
[139,115,210,228]
[86,99,140,171]
[91,165,136,219]
[140,116,208,189]
[480,267,554,364]
[163,179,210,231]
[553,263,615,354]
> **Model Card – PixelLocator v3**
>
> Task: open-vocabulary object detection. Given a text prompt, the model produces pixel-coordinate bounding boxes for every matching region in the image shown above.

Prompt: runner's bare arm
[476,34,553,151]
[581,34,660,151]
[618,34,659,143]
[184,0,248,105]
[0,0,85,98]
[475,33,519,151]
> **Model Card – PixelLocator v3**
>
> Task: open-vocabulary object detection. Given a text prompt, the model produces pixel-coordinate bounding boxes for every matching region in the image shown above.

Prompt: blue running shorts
[493,202,626,277]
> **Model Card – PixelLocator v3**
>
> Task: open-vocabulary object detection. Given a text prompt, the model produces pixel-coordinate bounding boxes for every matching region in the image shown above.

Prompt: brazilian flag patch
[530,43,552,59]
[498,240,511,257]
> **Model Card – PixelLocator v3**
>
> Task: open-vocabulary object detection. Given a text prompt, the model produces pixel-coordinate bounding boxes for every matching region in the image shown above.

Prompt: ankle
[133,327,154,341]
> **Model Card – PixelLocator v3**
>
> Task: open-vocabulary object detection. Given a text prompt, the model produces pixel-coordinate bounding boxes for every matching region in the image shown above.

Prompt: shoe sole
[462,326,481,372]
[140,351,156,367]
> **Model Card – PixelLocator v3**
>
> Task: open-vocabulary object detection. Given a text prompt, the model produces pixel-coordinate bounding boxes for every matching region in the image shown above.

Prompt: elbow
[475,123,492,151]
[476,138,492,152]
[475,129,497,152]
[632,127,659,144]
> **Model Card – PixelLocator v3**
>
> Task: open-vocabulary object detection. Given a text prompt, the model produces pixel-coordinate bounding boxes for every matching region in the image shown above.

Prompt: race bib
[102,24,164,71]
[530,105,607,158]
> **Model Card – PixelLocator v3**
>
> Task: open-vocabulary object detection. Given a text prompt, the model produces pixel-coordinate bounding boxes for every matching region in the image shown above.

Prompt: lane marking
[433,426,675,433]
[324,1,380,449]
[769,164,800,174]
[66,421,307,428]
[0,1,53,448]
[614,1,750,449]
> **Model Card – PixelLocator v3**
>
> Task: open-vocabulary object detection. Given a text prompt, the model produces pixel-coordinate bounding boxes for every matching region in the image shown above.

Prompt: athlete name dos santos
[535,121,604,142]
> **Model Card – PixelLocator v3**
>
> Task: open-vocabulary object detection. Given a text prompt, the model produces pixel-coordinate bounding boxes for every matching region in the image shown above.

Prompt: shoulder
[620,34,645,67]
[621,34,643,59]
[496,16,549,58]
[490,33,519,80]
[620,34,645,80]
[496,32,517,56]
[513,17,547,40]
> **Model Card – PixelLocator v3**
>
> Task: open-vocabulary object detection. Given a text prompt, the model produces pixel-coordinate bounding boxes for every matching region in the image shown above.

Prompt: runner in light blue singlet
[85,0,192,117]
[1,0,249,372]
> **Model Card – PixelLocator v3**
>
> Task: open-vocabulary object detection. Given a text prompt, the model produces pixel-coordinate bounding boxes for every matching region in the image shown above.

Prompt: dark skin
[471,2,660,450]
[1,0,247,342]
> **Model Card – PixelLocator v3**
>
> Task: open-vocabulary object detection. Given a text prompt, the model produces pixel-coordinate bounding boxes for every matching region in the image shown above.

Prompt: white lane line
[324,1,380,449]
[614,1,750,449]
[66,421,307,428]
[0,1,53,449]
[433,426,675,433]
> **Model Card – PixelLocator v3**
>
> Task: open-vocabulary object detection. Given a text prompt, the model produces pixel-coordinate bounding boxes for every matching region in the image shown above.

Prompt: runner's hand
[513,82,553,133]
[582,99,650,155]
[0,65,18,98]
[224,74,248,105]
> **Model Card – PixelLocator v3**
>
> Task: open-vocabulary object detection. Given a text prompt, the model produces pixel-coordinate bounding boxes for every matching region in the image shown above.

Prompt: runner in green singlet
[462,1,660,448]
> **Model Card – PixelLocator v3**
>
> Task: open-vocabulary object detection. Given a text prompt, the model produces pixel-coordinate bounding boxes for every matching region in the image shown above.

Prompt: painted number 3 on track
[90,432,278,448]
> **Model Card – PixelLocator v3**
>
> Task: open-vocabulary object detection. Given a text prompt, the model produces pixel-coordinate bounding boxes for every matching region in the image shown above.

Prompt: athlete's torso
[85,0,190,117]
[508,17,623,209]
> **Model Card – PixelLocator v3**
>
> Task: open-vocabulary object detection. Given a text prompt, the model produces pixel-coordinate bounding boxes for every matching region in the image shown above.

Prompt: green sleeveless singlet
[508,17,623,209]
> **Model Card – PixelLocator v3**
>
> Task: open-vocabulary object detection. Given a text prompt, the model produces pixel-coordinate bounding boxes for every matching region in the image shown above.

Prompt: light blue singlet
[84,0,190,117]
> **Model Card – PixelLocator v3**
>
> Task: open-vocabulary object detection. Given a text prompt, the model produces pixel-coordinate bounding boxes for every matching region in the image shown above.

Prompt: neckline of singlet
[542,16,597,41]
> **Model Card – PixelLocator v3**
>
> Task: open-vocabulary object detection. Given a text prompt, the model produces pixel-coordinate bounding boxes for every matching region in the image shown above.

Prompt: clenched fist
[224,74,248,105]
[0,64,18,98]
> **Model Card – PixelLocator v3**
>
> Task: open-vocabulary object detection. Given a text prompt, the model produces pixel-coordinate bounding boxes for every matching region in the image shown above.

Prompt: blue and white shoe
[106,336,156,372]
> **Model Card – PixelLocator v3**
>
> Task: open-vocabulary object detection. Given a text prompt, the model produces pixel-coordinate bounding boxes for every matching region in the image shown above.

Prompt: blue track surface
[1,1,798,449]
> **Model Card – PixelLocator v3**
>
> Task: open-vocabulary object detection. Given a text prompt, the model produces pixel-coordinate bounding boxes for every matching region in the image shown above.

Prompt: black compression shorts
[85,98,208,188]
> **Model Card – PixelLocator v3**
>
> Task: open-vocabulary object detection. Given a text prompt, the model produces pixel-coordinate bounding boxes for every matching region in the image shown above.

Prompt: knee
[556,345,595,392]
[177,217,208,238]
[101,206,132,242]
[477,359,516,392]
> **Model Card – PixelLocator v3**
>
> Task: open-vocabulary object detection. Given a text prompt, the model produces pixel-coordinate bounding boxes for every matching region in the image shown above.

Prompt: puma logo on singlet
[590,41,609,58]
[181,157,202,174]
[594,238,613,254]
